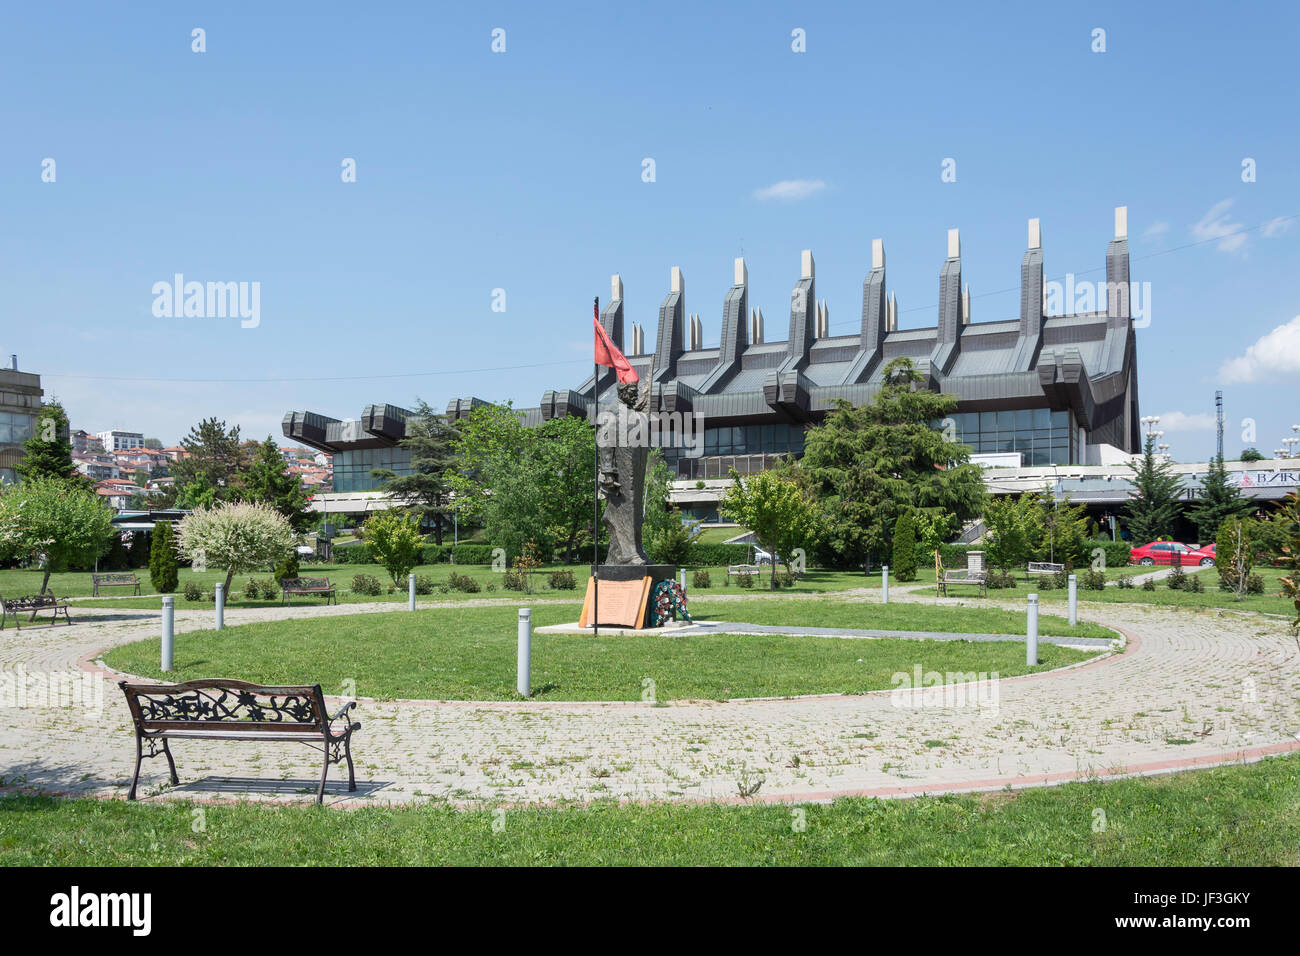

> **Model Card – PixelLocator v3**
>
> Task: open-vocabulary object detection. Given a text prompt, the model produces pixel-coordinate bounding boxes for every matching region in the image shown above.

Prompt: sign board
[578,576,652,629]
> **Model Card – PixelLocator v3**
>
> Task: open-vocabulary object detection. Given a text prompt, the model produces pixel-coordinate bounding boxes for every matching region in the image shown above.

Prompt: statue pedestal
[580,564,678,629]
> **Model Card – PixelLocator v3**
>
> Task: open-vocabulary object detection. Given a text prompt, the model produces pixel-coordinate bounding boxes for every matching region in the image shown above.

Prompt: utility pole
[1215,390,1224,461]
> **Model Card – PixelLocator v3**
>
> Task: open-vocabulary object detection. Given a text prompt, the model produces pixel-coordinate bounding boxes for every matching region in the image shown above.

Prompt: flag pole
[592,296,600,638]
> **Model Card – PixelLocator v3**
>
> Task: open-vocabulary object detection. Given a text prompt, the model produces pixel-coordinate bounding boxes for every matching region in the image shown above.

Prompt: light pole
[1282,437,1299,459]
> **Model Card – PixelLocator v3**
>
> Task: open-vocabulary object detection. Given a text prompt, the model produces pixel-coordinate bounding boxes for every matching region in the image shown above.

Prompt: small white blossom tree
[175,500,294,594]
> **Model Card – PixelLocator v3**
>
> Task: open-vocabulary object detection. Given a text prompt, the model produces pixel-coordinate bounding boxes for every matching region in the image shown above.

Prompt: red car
[1129,541,1216,567]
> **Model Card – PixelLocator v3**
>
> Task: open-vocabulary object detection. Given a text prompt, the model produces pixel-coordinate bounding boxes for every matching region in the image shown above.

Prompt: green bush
[447,571,481,593]
[891,514,918,582]
[273,551,300,583]
[548,569,577,590]
[1141,577,1157,592]
[1166,564,1187,590]
[350,573,382,596]
[451,544,497,565]
[1186,574,1205,593]
[1117,575,1135,589]
[986,571,1017,589]
[183,580,203,601]
[775,569,795,588]
[1084,539,1132,571]
[1246,572,1264,595]
[692,569,711,589]
[413,574,435,595]
[365,511,423,586]
[333,541,373,564]
[149,522,179,594]
[1083,569,1106,590]
[422,543,450,564]
[735,571,755,589]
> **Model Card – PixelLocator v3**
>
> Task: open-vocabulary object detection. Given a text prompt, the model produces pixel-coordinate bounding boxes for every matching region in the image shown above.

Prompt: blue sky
[3,1,1297,460]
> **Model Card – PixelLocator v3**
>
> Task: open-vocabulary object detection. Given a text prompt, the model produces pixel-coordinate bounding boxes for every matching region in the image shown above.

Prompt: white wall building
[96,430,145,452]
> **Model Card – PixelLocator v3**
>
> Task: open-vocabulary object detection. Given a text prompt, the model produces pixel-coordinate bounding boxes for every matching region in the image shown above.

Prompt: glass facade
[661,423,806,471]
[332,447,414,492]
[0,411,34,445]
[941,408,1076,465]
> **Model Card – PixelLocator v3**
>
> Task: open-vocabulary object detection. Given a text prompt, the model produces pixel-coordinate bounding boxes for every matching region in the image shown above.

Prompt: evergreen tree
[1239,448,1265,462]
[245,437,312,532]
[1032,486,1088,567]
[1188,455,1252,543]
[149,521,179,593]
[372,400,459,544]
[170,418,248,501]
[800,358,986,570]
[891,512,918,581]
[127,530,150,568]
[1122,434,1183,544]
[15,399,80,484]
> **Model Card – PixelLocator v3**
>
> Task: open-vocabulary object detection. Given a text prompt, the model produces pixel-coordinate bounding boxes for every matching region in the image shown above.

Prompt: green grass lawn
[103,602,1099,701]
[4,752,1297,865]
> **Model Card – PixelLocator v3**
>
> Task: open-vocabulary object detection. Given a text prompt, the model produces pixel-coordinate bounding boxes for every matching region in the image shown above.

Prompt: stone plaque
[580,576,650,628]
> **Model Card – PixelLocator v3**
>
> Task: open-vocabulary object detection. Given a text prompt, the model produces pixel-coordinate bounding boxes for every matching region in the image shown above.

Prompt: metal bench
[280,576,337,606]
[1027,562,1065,576]
[92,572,141,596]
[937,569,987,597]
[117,678,360,803]
[0,592,73,630]
[727,564,762,582]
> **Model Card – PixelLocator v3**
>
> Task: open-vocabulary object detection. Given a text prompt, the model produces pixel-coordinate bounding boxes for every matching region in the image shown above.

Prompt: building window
[332,447,414,493]
[941,408,1075,465]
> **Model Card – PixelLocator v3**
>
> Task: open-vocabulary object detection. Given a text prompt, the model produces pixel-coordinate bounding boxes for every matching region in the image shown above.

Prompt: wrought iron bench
[937,569,987,598]
[117,678,360,803]
[727,564,762,582]
[0,592,73,630]
[280,576,337,605]
[1026,562,1065,576]
[92,572,141,596]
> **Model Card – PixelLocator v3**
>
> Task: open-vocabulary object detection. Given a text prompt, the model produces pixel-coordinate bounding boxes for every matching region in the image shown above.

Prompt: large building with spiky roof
[285,207,1143,518]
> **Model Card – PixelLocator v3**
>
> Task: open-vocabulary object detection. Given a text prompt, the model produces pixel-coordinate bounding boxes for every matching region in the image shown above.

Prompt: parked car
[1129,541,1215,567]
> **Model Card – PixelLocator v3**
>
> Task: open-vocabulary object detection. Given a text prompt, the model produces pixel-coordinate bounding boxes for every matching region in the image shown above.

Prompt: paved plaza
[2,591,1297,807]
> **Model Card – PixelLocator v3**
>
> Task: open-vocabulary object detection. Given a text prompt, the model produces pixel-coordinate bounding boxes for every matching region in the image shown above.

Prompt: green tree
[891,512,918,581]
[720,469,821,590]
[983,495,1038,575]
[0,476,115,592]
[364,510,423,586]
[1187,456,1252,543]
[149,521,179,593]
[174,500,294,594]
[1122,434,1183,544]
[170,418,249,502]
[244,437,312,532]
[1239,448,1265,463]
[15,400,80,484]
[1031,486,1088,567]
[1215,518,1254,601]
[371,400,459,544]
[800,357,986,570]
[642,450,679,560]
[143,438,163,450]
[449,404,596,563]
[1275,492,1300,633]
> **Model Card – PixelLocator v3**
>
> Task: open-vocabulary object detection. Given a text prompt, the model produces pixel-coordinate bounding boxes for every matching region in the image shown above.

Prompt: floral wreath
[647,579,692,628]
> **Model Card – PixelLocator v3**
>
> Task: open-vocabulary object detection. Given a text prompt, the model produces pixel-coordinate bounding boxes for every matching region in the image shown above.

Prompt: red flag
[594,307,638,384]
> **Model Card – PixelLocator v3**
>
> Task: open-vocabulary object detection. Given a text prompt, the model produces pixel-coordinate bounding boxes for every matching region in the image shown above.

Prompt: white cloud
[1261,215,1295,239]
[1218,314,1300,384]
[1155,411,1217,431]
[1142,220,1170,240]
[1192,199,1248,253]
[753,179,827,202]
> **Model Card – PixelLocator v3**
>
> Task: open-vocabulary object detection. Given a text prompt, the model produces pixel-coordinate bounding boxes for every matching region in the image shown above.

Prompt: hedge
[684,542,755,566]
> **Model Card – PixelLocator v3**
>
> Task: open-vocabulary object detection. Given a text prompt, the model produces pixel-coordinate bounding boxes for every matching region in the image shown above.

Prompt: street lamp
[1283,437,1300,458]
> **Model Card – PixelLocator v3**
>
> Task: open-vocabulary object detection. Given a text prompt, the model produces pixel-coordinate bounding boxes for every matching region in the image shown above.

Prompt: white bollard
[1026,593,1039,666]
[1068,574,1078,626]
[517,607,531,697]
[161,596,175,672]
[214,583,224,631]
[882,565,889,604]
[679,568,687,596]
[408,572,416,611]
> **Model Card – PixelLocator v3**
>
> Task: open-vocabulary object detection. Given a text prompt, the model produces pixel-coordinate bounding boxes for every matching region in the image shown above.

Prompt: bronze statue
[597,375,653,566]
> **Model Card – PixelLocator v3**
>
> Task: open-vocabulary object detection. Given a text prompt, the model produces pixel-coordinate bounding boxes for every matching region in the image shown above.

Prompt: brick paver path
[1,594,1297,807]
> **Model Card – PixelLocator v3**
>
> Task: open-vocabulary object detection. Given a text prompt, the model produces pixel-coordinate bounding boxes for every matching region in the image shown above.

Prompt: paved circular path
[2,591,1297,807]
